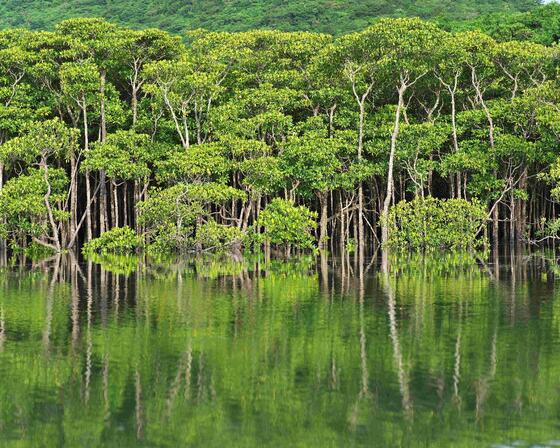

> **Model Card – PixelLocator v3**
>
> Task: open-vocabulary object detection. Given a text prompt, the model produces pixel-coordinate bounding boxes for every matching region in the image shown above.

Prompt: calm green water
[1,253,560,447]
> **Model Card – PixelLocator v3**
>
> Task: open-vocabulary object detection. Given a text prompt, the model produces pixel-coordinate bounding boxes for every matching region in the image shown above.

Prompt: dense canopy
[0,0,542,35]
[0,16,559,256]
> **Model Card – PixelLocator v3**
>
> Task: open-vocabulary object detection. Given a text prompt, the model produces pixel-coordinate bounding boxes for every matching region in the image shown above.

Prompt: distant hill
[445,2,560,44]
[0,0,543,35]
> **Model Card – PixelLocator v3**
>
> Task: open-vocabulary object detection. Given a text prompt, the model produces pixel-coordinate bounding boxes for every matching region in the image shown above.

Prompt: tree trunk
[493,202,499,248]
[83,97,93,243]
[40,159,61,252]
[112,181,119,228]
[132,86,139,126]
[515,168,527,243]
[123,183,129,227]
[318,192,328,249]
[0,163,5,252]
[357,101,365,255]
[100,69,107,142]
[339,193,345,255]
[99,175,108,233]
[381,82,406,249]
[510,190,515,244]
[99,69,109,234]
[70,154,78,240]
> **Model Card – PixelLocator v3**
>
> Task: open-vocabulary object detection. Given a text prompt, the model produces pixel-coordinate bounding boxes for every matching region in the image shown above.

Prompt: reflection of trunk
[167,346,193,415]
[358,270,368,398]
[84,261,93,404]
[135,370,144,440]
[384,274,413,419]
[185,347,193,400]
[453,333,462,406]
[493,245,500,280]
[453,302,463,408]
[103,353,110,417]
[71,262,80,351]
[349,265,370,432]
[510,249,517,325]
[0,307,5,352]
[319,249,329,293]
[42,255,60,353]
[475,324,498,422]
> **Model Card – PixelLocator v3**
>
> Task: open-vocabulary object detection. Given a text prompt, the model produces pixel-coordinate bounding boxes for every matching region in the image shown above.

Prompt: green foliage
[156,144,230,184]
[280,132,350,197]
[386,196,487,251]
[82,226,142,255]
[0,118,79,167]
[447,3,560,45]
[138,183,246,254]
[83,130,152,180]
[0,13,558,256]
[0,0,540,35]
[194,220,244,252]
[0,168,69,247]
[256,198,317,250]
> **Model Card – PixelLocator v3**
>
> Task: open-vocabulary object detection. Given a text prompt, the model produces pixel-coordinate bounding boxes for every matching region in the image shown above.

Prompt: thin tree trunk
[382,81,407,249]
[357,100,365,255]
[318,191,328,249]
[340,193,347,255]
[493,202,499,248]
[100,176,108,233]
[510,190,515,244]
[40,159,61,252]
[112,181,119,228]
[70,155,78,242]
[100,69,107,142]
[516,168,527,242]
[123,183,129,227]
[99,69,109,234]
[82,97,93,242]
[132,86,139,126]
[0,163,5,251]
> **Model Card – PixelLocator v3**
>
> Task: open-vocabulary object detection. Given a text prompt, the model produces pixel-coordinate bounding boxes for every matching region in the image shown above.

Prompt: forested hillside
[448,2,560,44]
[0,0,542,34]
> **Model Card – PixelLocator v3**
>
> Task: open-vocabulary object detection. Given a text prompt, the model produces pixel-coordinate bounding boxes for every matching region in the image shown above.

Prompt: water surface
[1,253,559,447]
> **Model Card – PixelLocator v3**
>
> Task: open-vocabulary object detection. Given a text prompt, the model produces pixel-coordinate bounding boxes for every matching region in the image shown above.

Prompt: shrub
[256,198,317,250]
[385,196,487,251]
[82,226,142,255]
[194,220,244,252]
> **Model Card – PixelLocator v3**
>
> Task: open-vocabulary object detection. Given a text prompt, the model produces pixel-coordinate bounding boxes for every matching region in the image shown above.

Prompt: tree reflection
[0,252,558,446]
